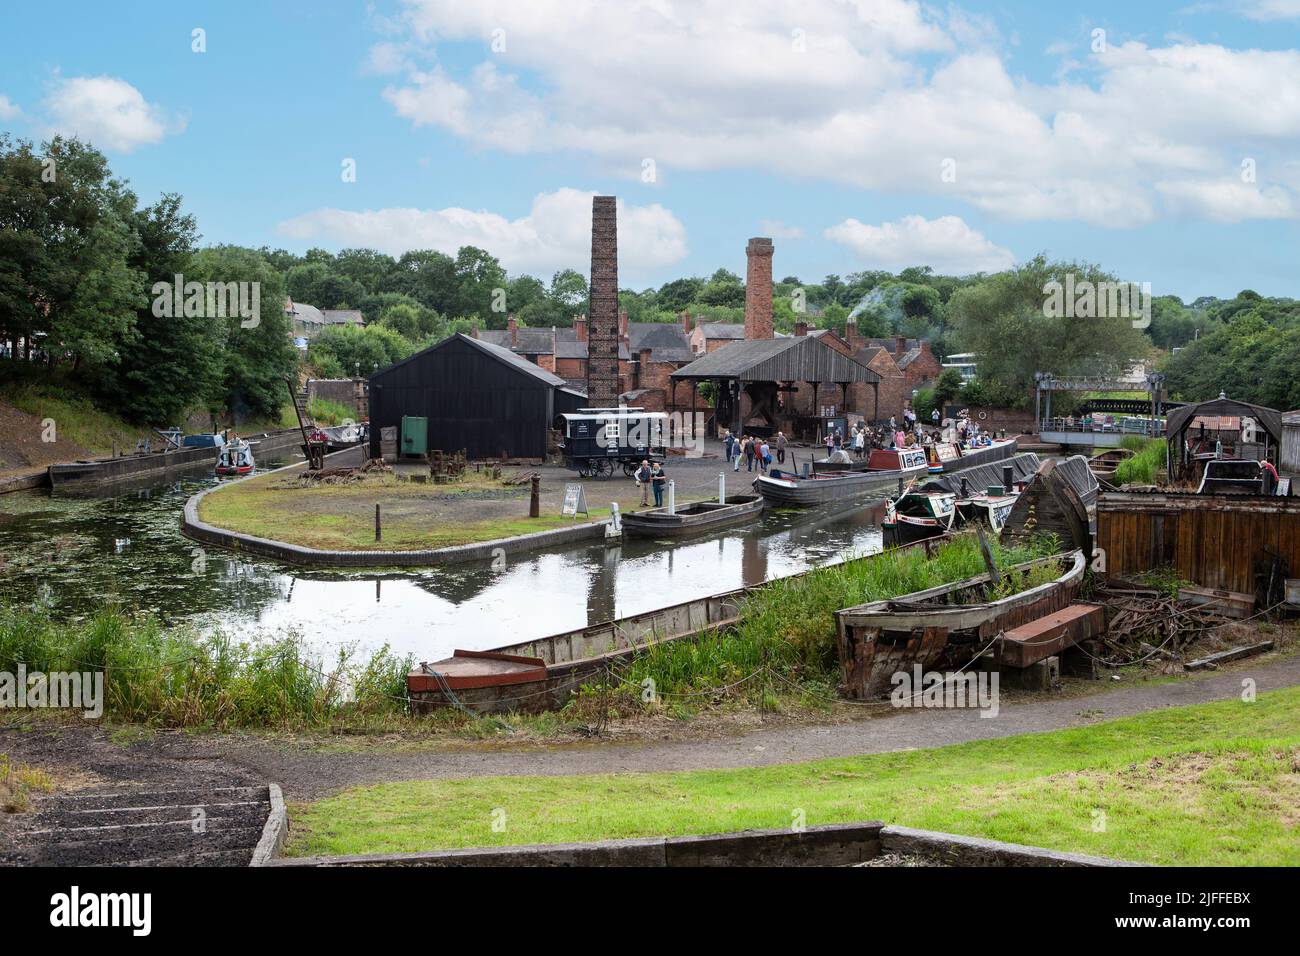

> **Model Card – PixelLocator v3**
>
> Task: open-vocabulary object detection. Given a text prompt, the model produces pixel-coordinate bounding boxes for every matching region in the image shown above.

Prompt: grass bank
[621,532,1062,708]
[1115,436,1168,485]
[284,687,1300,865]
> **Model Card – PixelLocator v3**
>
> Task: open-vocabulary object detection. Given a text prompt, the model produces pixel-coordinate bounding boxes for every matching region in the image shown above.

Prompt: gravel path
[6,651,1292,805]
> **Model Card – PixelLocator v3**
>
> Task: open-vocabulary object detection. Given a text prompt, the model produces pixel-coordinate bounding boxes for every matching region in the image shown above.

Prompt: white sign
[562,483,588,517]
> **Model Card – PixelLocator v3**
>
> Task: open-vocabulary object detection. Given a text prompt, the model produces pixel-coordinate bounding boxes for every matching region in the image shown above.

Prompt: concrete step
[12,783,272,867]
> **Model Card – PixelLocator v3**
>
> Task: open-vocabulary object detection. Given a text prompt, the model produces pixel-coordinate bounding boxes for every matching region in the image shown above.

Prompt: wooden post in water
[375,504,382,542]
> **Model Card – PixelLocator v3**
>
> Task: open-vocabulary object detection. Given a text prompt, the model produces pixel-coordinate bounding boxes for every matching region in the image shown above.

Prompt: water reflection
[0,463,885,662]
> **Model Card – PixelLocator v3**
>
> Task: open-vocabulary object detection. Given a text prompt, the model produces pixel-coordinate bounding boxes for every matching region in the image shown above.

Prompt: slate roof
[372,333,565,387]
[288,301,326,326]
[698,322,745,339]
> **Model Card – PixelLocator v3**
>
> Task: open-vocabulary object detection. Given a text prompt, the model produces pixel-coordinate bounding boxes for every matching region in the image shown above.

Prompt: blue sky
[2,0,1299,298]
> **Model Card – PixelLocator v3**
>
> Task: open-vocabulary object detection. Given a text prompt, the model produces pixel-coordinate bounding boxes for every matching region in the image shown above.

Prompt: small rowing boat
[622,494,765,538]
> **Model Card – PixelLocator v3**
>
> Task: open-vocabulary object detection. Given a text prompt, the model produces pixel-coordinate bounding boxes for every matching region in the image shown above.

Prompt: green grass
[284,687,1300,865]
[1115,437,1167,485]
[7,385,141,457]
[199,470,581,551]
[0,606,412,729]
[621,532,1061,699]
[307,397,355,426]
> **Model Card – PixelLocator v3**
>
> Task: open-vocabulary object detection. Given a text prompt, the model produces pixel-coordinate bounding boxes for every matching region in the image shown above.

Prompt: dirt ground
[2,648,1296,815]
[0,402,91,478]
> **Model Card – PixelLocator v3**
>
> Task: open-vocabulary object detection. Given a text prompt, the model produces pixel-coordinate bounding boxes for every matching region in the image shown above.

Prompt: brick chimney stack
[470,318,479,339]
[587,196,620,407]
[618,308,629,343]
[507,314,518,348]
[680,309,691,333]
[895,335,908,355]
[574,314,588,343]
[794,320,808,337]
[845,317,859,348]
[744,237,774,340]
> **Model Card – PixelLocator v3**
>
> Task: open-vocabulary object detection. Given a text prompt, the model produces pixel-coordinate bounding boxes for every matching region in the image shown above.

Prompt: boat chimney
[1003,465,1013,490]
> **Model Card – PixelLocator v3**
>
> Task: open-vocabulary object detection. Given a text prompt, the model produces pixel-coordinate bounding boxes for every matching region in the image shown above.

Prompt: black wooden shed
[368,333,566,460]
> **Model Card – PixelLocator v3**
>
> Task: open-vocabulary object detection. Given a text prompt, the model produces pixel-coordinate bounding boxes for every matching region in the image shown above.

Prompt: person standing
[759,438,771,473]
[722,429,734,464]
[634,459,652,507]
[733,434,743,471]
[854,425,865,458]
[745,435,756,472]
[931,407,940,427]
[775,431,787,464]
[824,431,834,456]
[650,462,667,508]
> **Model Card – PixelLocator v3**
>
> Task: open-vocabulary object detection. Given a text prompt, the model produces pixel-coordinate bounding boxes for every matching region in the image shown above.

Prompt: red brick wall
[744,237,774,340]
[903,342,942,390]
[555,357,585,380]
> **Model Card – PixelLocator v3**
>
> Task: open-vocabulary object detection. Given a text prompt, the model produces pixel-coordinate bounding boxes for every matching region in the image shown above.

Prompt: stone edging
[267,821,1141,868]
[181,453,610,568]
[249,783,287,867]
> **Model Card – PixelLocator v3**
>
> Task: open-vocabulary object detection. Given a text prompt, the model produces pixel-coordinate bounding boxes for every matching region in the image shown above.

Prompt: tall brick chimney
[618,308,629,343]
[680,309,691,333]
[895,335,908,355]
[744,237,774,340]
[507,314,518,348]
[587,197,620,407]
[574,314,588,343]
[845,317,859,348]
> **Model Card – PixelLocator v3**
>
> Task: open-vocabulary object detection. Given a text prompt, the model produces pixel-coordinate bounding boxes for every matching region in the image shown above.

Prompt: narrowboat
[215,438,255,477]
[882,488,958,544]
[755,447,930,507]
[621,494,765,539]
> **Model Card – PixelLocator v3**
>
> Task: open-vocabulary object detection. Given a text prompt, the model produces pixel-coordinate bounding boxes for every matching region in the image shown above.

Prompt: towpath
[5,651,1295,803]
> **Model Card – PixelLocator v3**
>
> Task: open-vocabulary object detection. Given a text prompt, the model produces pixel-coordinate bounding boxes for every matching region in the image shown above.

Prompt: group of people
[632,459,668,507]
[721,430,786,474]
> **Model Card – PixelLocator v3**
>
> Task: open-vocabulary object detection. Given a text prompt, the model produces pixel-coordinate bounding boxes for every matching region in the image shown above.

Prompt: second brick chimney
[574,314,588,343]
[508,314,518,348]
[744,237,774,340]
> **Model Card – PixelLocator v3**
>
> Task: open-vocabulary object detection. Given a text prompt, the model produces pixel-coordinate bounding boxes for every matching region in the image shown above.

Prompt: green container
[986,485,1006,496]
[401,416,428,457]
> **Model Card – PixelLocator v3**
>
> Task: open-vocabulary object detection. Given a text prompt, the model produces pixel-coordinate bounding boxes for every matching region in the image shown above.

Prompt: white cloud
[1156,178,1300,220]
[759,220,805,240]
[372,1,1300,226]
[1238,0,1300,20]
[0,95,20,120]
[825,215,1016,274]
[44,76,178,152]
[277,188,687,281]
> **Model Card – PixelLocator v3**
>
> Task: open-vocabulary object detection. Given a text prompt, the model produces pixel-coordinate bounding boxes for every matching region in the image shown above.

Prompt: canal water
[0,460,885,663]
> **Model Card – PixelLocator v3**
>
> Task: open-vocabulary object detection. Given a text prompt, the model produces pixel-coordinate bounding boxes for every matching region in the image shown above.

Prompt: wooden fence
[1096,492,1300,593]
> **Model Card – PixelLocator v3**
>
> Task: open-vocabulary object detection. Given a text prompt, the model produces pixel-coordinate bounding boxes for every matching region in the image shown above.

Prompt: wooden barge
[834,550,1094,699]
[621,494,764,538]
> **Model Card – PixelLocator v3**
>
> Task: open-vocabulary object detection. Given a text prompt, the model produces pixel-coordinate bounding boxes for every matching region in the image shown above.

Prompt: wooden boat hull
[883,513,949,545]
[835,550,1087,699]
[622,494,765,538]
[755,464,928,507]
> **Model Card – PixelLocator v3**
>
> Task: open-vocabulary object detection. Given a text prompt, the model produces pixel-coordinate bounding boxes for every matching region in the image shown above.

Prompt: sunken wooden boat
[834,549,1089,699]
[622,494,765,538]
[755,448,930,507]
[1001,455,1098,557]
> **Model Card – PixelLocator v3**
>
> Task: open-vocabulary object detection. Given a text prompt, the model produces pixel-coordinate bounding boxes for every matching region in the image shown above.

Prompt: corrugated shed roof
[371,333,565,387]
[1166,397,1282,443]
[672,336,880,384]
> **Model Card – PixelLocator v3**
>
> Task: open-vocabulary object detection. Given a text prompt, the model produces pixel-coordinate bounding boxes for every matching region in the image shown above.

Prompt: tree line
[3,134,1296,430]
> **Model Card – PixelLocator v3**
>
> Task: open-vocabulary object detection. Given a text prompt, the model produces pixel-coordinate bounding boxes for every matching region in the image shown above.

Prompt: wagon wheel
[622,461,638,478]
[596,458,616,478]
[576,459,594,478]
